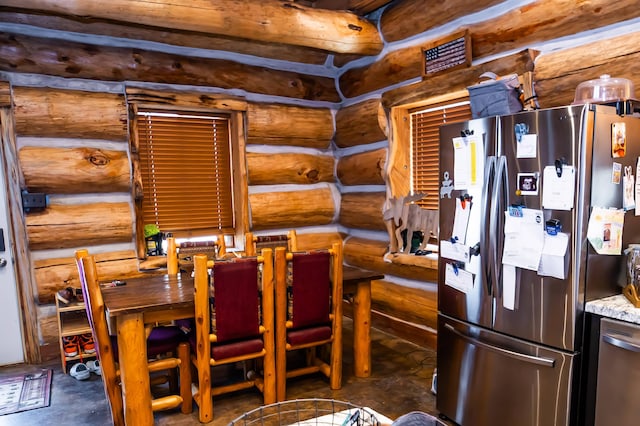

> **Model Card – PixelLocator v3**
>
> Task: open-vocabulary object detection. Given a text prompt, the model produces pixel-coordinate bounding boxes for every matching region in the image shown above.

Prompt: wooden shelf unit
[55,297,96,373]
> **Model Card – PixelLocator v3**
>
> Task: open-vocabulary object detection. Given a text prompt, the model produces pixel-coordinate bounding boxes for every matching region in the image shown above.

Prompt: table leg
[117,313,154,426]
[352,280,371,377]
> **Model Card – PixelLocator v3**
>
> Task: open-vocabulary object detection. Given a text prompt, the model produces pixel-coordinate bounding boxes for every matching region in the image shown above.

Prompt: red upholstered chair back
[245,230,297,257]
[289,251,331,329]
[191,250,276,422]
[211,258,261,342]
[274,242,343,402]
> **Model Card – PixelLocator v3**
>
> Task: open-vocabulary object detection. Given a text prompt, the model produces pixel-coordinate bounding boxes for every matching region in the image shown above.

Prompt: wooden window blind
[137,110,234,237]
[410,99,471,210]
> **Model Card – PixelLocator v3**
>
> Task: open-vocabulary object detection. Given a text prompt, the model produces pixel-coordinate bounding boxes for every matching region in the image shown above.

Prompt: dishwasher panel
[594,318,640,426]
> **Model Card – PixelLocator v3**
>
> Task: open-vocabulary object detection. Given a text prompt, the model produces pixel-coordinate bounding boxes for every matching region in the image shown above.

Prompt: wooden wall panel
[34,250,151,304]
[337,148,386,186]
[247,152,335,185]
[13,87,128,140]
[25,202,132,250]
[344,237,437,282]
[249,188,336,230]
[334,99,387,148]
[20,146,130,193]
[339,192,386,231]
[0,33,340,102]
[246,103,334,148]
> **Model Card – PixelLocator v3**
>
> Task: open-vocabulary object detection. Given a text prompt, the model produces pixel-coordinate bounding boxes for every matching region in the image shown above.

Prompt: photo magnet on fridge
[517,172,539,195]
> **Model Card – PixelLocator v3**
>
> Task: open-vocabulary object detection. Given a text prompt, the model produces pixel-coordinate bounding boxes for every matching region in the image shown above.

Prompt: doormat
[0,369,52,416]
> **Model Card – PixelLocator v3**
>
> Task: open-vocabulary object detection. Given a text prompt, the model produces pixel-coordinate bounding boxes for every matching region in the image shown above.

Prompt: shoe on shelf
[56,287,75,305]
[74,288,84,303]
[63,336,80,357]
[70,362,90,381]
[80,333,96,354]
[86,359,101,376]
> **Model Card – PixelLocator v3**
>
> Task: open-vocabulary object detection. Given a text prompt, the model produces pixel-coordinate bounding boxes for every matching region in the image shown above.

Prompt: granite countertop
[585,294,640,325]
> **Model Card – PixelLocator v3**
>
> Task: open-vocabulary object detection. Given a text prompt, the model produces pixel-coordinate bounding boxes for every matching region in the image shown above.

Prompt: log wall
[10,87,340,360]
[334,0,640,348]
[6,0,640,359]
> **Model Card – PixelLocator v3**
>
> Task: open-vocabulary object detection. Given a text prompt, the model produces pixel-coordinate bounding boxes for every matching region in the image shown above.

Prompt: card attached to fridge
[502,208,544,271]
[542,165,575,210]
[444,263,474,294]
[440,240,470,263]
[538,232,569,279]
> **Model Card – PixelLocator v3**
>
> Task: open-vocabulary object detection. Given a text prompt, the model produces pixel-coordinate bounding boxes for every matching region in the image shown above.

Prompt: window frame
[388,90,471,201]
[128,95,249,259]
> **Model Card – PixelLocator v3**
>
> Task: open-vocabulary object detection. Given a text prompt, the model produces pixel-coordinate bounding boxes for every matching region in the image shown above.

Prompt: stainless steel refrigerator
[436,103,640,426]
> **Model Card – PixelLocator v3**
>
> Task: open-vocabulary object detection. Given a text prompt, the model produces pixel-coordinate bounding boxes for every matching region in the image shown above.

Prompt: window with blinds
[137,110,234,237]
[410,99,471,210]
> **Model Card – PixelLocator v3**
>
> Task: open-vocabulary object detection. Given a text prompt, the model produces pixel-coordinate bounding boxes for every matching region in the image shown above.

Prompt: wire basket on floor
[228,398,385,426]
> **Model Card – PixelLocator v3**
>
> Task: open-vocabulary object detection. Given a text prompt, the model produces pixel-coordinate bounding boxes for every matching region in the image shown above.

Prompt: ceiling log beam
[3,0,383,55]
[0,32,340,102]
[0,10,330,65]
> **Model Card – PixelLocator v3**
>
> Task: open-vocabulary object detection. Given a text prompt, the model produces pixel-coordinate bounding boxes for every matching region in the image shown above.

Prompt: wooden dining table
[101,265,382,425]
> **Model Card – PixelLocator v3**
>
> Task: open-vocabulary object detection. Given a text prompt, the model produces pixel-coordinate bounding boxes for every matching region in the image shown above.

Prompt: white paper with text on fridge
[502,208,545,271]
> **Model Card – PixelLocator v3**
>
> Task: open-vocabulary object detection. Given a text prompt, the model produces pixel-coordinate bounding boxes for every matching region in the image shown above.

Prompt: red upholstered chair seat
[287,325,332,346]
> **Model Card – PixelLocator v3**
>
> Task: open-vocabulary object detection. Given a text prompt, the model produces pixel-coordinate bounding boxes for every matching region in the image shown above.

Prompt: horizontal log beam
[371,279,437,331]
[125,87,247,112]
[13,87,127,140]
[382,49,537,109]
[344,236,437,282]
[25,202,132,250]
[337,148,386,186]
[3,0,383,55]
[346,0,640,99]
[247,152,335,185]
[334,98,387,148]
[339,192,386,231]
[379,0,502,43]
[470,0,640,60]
[33,250,148,304]
[534,31,640,108]
[0,32,340,102]
[249,188,336,230]
[340,46,422,99]
[19,146,130,193]
[295,231,343,251]
[246,103,335,148]
[0,10,330,65]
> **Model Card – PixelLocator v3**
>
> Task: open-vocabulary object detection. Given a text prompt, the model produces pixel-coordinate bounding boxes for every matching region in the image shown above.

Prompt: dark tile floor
[0,318,441,425]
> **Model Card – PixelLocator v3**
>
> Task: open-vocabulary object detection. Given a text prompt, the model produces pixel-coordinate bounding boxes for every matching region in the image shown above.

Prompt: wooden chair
[191,250,276,423]
[273,242,343,401]
[75,250,192,425]
[245,230,297,257]
[167,236,226,275]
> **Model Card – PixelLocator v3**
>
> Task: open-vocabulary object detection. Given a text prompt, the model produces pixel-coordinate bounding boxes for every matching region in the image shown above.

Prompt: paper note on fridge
[542,165,576,210]
[587,206,625,255]
[538,232,570,279]
[452,135,484,190]
[502,208,545,271]
[440,240,470,263]
[444,263,474,294]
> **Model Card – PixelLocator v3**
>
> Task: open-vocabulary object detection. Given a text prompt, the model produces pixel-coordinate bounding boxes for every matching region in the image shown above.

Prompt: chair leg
[178,342,193,414]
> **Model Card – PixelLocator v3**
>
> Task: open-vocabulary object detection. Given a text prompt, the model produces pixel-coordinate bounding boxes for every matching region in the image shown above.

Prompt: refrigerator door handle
[444,323,556,367]
[603,333,640,353]
[490,155,509,298]
[481,156,497,296]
